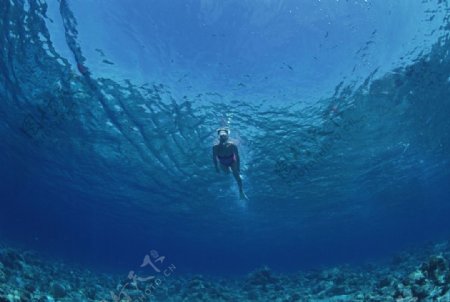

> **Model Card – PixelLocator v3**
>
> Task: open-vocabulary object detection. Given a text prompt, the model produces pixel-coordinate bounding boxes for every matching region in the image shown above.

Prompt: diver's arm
[233,144,241,172]
[212,146,219,172]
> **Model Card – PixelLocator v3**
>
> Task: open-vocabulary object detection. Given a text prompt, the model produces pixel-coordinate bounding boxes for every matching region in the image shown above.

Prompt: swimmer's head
[217,128,229,142]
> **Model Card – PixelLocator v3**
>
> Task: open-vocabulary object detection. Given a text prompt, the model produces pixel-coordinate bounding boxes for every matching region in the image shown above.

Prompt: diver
[213,128,248,200]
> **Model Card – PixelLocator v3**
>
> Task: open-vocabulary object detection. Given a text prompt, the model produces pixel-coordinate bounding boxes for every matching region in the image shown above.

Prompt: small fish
[95,48,105,56]
[283,63,294,71]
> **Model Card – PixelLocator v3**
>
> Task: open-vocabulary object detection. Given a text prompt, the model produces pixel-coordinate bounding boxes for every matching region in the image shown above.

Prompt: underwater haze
[1,0,450,281]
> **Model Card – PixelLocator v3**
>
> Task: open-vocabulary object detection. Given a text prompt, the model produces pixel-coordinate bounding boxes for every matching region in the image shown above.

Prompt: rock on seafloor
[0,241,450,301]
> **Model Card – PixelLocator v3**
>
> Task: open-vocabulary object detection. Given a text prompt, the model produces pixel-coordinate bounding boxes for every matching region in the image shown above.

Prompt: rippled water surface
[1,0,450,274]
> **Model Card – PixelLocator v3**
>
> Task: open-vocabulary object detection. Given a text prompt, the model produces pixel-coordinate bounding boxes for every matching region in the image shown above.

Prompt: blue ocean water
[1,0,450,279]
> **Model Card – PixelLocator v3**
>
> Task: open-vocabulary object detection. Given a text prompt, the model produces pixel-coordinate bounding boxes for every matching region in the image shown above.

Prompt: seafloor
[1,241,450,302]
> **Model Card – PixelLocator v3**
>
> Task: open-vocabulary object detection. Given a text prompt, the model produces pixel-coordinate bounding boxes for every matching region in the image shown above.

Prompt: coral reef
[0,241,450,301]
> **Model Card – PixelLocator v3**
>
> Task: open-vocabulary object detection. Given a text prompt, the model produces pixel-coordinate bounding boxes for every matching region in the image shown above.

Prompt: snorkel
[217,128,229,144]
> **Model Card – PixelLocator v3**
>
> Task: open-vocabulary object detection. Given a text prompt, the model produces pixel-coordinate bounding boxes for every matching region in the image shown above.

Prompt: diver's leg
[231,163,248,200]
